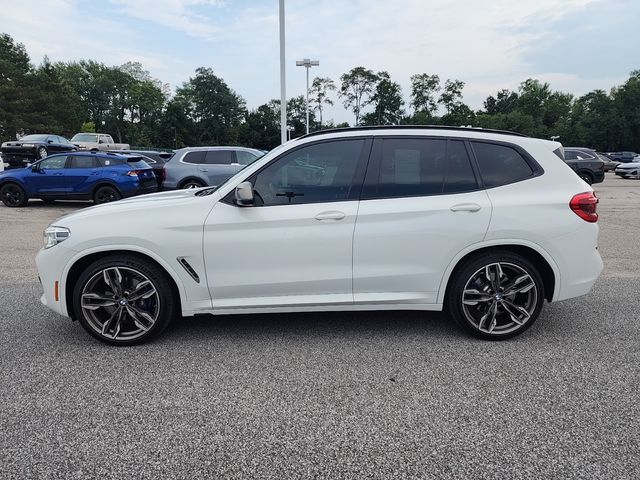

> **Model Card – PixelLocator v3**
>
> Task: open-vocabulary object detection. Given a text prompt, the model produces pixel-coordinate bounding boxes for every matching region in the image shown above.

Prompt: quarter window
[236,150,259,166]
[182,151,207,164]
[471,142,533,188]
[251,139,365,206]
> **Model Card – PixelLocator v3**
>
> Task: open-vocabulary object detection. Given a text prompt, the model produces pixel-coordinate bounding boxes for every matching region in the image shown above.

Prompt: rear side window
[445,141,478,193]
[205,150,234,165]
[471,142,533,188]
[182,151,207,164]
[69,156,100,168]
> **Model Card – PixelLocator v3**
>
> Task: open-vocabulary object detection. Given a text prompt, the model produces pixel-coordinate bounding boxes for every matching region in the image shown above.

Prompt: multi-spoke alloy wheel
[73,255,176,345]
[446,252,545,340]
[0,183,28,207]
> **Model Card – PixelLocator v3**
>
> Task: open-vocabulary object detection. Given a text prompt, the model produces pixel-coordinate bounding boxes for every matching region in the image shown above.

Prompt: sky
[1,0,638,124]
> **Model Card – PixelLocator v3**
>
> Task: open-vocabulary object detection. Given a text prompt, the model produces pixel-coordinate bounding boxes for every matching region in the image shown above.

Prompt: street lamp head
[296,59,319,68]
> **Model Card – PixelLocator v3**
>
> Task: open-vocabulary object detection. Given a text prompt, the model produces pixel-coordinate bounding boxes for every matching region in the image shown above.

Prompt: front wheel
[73,255,177,345]
[93,185,121,204]
[0,182,28,207]
[37,146,48,159]
[446,251,545,340]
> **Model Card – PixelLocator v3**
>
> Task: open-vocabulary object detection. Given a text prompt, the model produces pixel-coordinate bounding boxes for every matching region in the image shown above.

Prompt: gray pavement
[1,174,639,478]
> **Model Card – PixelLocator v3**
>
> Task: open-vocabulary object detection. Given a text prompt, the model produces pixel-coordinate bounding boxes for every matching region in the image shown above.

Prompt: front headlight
[21,143,35,147]
[43,226,70,249]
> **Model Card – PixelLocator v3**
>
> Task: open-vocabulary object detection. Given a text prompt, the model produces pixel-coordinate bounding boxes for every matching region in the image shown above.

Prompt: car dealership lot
[1,175,639,478]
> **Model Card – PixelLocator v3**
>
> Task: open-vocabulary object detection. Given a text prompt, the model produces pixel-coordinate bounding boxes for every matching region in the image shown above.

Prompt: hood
[54,188,218,225]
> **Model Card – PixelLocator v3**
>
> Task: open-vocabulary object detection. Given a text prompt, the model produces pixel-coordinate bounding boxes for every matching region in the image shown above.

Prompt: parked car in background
[71,133,130,151]
[1,134,77,167]
[109,150,174,188]
[562,147,605,184]
[0,151,156,207]
[607,151,638,163]
[614,158,640,178]
[34,126,602,345]
[163,146,264,189]
[596,152,619,171]
[0,156,4,172]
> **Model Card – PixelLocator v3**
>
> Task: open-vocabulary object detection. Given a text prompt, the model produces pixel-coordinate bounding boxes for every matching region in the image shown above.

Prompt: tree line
[1,33,638,152]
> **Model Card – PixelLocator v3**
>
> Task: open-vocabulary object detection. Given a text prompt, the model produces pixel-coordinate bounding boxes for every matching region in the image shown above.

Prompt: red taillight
[127,170,142,177]
[570,192,598,222]
[160,167,166,181]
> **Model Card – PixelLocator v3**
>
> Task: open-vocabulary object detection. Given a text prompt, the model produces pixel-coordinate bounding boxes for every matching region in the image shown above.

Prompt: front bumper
[35,245,78,318]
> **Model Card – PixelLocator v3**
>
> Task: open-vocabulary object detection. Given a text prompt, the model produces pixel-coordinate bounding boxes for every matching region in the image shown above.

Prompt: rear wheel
[73,255,177,345]
[180,179,205,189]
[93,185,121,204]
[446,251,545,340]
[578,171,593,184]
[0,183,28,207]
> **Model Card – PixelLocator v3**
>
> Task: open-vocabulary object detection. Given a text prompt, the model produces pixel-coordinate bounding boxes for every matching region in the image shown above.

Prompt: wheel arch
[178,176,208,189]
[90,181,123,198]
[439,241,559,304]
[63,248,184,320]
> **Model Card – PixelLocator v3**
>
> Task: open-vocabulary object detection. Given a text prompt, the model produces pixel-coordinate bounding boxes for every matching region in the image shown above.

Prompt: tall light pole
[296,58,319,134]
[279,0,287,144]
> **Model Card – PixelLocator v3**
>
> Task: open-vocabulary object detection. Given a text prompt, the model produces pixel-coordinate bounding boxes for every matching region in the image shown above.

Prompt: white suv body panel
[35,128,602,321]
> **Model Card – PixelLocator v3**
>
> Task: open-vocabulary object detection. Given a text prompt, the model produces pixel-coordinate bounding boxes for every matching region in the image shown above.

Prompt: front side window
[205,150,234,165]
[71,134,99,142]
[236,150,259,166]
[39,156,67,170]
[251,139,366,206]
[471,142,533,188]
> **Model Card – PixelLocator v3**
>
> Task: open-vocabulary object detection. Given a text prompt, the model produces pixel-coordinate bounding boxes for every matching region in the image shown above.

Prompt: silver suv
[163,146,264,189]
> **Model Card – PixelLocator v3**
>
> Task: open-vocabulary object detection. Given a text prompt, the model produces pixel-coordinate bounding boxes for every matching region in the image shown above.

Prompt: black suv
[563,147,605,185]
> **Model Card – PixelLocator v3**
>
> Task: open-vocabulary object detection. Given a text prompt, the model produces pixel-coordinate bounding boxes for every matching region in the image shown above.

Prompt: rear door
[353,137,492,305]
[203,149,242,186]
[63,155,101,196]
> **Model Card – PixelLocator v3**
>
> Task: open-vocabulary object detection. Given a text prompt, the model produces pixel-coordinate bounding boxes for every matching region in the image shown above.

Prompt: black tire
[93,185,122,204]
[445,251,545,340]
[180,179,205,189]
[72,254,177,345]
[0,182,28,207]
[578,171,593,184]
[37,146,48,159]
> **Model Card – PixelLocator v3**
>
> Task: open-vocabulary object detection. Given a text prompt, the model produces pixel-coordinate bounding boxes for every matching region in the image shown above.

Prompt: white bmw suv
[36,127,603,345]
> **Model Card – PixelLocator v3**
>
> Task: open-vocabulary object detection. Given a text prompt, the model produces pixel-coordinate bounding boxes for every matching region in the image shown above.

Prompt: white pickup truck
[70,133,130,151]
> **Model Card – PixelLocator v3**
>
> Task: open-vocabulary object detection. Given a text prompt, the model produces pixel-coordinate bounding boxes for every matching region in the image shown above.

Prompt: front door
[203,138,371,310]
[353,137,492,305]
[23,155,68,196]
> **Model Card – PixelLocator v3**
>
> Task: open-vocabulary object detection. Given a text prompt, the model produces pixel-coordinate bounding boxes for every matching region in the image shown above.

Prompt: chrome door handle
[450,203,481,212]
[315,211,346,221]
[199,168,208,172]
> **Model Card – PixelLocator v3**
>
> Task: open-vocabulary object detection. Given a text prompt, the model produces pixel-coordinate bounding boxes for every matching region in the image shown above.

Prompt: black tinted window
[252,139,365,206]
[39,156,67,170]
[373,138,447,197]
[205,150,234,165]
[445,141,478,193]
[564,150,578,160]
[69,156,99,168]
[472,142,533,188]
[182,151,207,164]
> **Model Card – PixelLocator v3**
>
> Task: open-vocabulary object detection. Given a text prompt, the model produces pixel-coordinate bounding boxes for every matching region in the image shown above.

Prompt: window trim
[360,136,482,201]
[467,139,544,190]
[222,137,373,207]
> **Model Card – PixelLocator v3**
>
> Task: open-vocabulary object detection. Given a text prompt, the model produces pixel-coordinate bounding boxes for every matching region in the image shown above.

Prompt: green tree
[309,77,335,127]
[410,73,440,116]
[339,67,378,125]
[483,89,519,115]
[0,33,33,141]
[362,71,404,125]
[438,79,465,115]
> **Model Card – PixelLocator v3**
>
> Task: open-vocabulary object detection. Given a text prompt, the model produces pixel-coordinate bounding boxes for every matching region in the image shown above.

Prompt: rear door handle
[199,168,209,172]
[450,203,481,212]
[315,211,346,221]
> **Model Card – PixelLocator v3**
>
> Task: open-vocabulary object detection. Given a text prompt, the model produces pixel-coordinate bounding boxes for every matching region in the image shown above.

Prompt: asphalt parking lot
[1,174,639,479]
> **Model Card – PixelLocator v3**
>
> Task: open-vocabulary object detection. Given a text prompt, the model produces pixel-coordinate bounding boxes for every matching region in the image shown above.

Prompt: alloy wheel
[461,262,538,335]
[1,184,25,207]
[80,266,160,341]
[37,147,48,159]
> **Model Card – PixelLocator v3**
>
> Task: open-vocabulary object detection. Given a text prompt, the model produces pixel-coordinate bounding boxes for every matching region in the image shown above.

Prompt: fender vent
[177,257,200,283]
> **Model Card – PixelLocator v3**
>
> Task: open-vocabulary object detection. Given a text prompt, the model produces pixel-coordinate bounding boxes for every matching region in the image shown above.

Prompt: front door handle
[199,168,209,172]
[450,203,481,212]
[315,211,346,221]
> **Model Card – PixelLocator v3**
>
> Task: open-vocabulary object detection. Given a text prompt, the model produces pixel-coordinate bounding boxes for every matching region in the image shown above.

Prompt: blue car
[0,152,157,207]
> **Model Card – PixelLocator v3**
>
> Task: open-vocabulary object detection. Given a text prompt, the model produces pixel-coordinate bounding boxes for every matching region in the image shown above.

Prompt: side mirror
[235,181,254,206]
[98,140,105,144]
[47,139,54,144]
[31,164,40,172]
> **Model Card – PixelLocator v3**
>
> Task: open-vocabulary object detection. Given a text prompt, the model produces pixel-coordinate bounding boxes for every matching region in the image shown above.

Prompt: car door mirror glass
[235,181,254,206]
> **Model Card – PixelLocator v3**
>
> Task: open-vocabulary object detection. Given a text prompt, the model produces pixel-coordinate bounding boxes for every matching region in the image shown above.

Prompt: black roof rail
[299,125,527,139]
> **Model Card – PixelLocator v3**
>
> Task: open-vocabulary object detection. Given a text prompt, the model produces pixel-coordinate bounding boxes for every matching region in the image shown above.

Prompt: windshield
[20,134,49,142]
[71,133,99,142]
